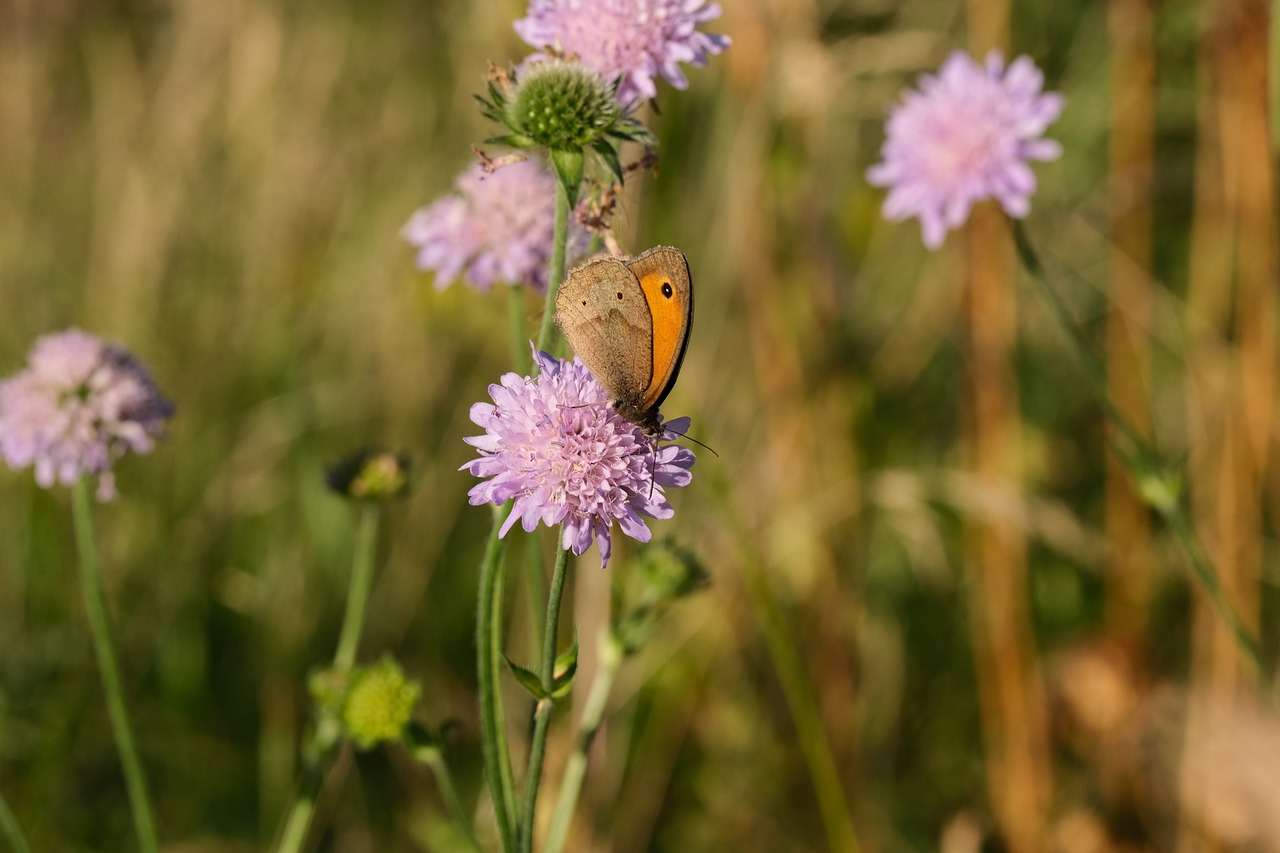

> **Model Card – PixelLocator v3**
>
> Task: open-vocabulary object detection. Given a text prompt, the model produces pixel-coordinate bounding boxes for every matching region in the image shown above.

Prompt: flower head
[402,159,590,293]
[0,329,172,500]
[514,0,730,106]
[462,347,695,567]
[867,51,1064,250]
[341,658,422,751]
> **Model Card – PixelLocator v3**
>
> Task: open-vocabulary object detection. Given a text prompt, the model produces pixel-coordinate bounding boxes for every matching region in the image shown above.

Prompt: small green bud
[341,658,422,750]
[326,448,413,501]
[505,60,621,151]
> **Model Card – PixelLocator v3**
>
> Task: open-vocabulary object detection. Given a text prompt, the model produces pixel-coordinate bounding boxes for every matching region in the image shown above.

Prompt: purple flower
[402,159,589,293]
[867,51,1064,250]
[0,329,173,501]
[514,0,730,106]
[462,347,695,567]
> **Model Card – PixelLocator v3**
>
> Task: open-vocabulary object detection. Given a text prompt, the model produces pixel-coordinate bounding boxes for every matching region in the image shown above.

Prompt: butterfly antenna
[667,427,719,457]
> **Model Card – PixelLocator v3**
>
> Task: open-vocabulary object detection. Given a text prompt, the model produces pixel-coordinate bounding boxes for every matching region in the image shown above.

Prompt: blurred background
[2,0,1279,850]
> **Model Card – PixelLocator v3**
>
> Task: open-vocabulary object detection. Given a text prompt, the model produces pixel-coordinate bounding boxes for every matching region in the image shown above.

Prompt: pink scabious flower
[0,329,173,501]
[867,51,1065,250]
[514,0,730,106]
[462,347,695,568]
[402,159,589,293]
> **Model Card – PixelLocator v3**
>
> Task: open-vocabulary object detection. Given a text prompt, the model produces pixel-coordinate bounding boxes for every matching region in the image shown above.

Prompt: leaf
[592,138,625,184]
[504,655,548,700]
[550,148,585,207]
[554,632,580,677]
[483,134,537,150]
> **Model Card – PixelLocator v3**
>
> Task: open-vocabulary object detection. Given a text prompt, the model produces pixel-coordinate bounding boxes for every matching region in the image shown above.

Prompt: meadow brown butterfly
[555,245,693,438]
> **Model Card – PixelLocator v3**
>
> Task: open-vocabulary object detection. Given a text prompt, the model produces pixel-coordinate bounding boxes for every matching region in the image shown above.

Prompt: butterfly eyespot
[661,282,673,297]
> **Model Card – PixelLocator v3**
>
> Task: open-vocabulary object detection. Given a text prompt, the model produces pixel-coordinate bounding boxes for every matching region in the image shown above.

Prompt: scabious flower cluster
[401,159,589,293]
[463,348,695,567]
[514,0,730,105]
[0,329,172,501]
[867,51,1065,250]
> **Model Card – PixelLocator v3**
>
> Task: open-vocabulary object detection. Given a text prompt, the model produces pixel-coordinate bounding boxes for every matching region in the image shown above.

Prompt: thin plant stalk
[277,504,383,853]
[334,504,379,671]
[478,503,518,852]
[536,180,571,354]
[414,743,484,853]
[1104,0,1156,650]
[740,550,861,853]
[0,789,32,853]
[1012,219,1271,695]
[544,631,622,853]
[518,541,571,853]
[70,481,160,853]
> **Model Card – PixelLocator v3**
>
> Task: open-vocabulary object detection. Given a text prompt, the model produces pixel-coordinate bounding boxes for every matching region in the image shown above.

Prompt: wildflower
[402,159,589,292]
[462,347,695,568]
[867,51,1064,250]
[514,0,731,106]
[0,329,172,500]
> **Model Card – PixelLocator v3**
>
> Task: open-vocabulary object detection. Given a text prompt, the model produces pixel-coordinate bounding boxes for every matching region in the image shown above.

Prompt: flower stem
[70,481,160,853]
[518,542,571,853]
[536,178,571,354]
[277,503,383,852]
[412,741,484,853]
[479,503,518,852]
[508,284,530,375]
[1011,219,1272,695]
[543,631,622,853]
[0,789,32,853]
[334,504,380,671]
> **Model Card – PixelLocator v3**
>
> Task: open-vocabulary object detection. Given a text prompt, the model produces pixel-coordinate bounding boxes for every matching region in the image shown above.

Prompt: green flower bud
[326,448,413,501]
[506,60,621,151]
[341,658,422,750]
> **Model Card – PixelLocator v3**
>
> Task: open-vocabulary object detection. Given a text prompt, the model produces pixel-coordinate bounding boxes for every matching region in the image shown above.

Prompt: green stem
[0,788,32,853]
[1012,219,1272,695]
[741,557,862,853]
[479,503,518,852]
[415,744,484,853]
[518,542,571,853]
[334,505,379,671]
[71,481,160,853]
[275,753,327,853]
[543,632,622,853]
[536,179,571,355]
[508,285,530,374]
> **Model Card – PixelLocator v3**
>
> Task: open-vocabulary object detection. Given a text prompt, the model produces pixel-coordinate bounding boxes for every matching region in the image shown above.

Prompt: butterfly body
[555,246,693,438]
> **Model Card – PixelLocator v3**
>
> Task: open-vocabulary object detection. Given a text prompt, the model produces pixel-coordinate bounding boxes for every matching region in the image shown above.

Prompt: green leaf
[483,134,537,149]
[473,96,504,125]
[504,656,548,700]
[554,632,580,677]
[550,148,585,207]
[591,138,625,184]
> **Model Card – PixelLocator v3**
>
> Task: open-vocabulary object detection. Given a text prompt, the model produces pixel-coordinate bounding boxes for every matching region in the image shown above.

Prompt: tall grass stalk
[1012,220,1272,696]
[1104,0,1156,650]
[963,208,1051,853]
[70,481,160,853]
